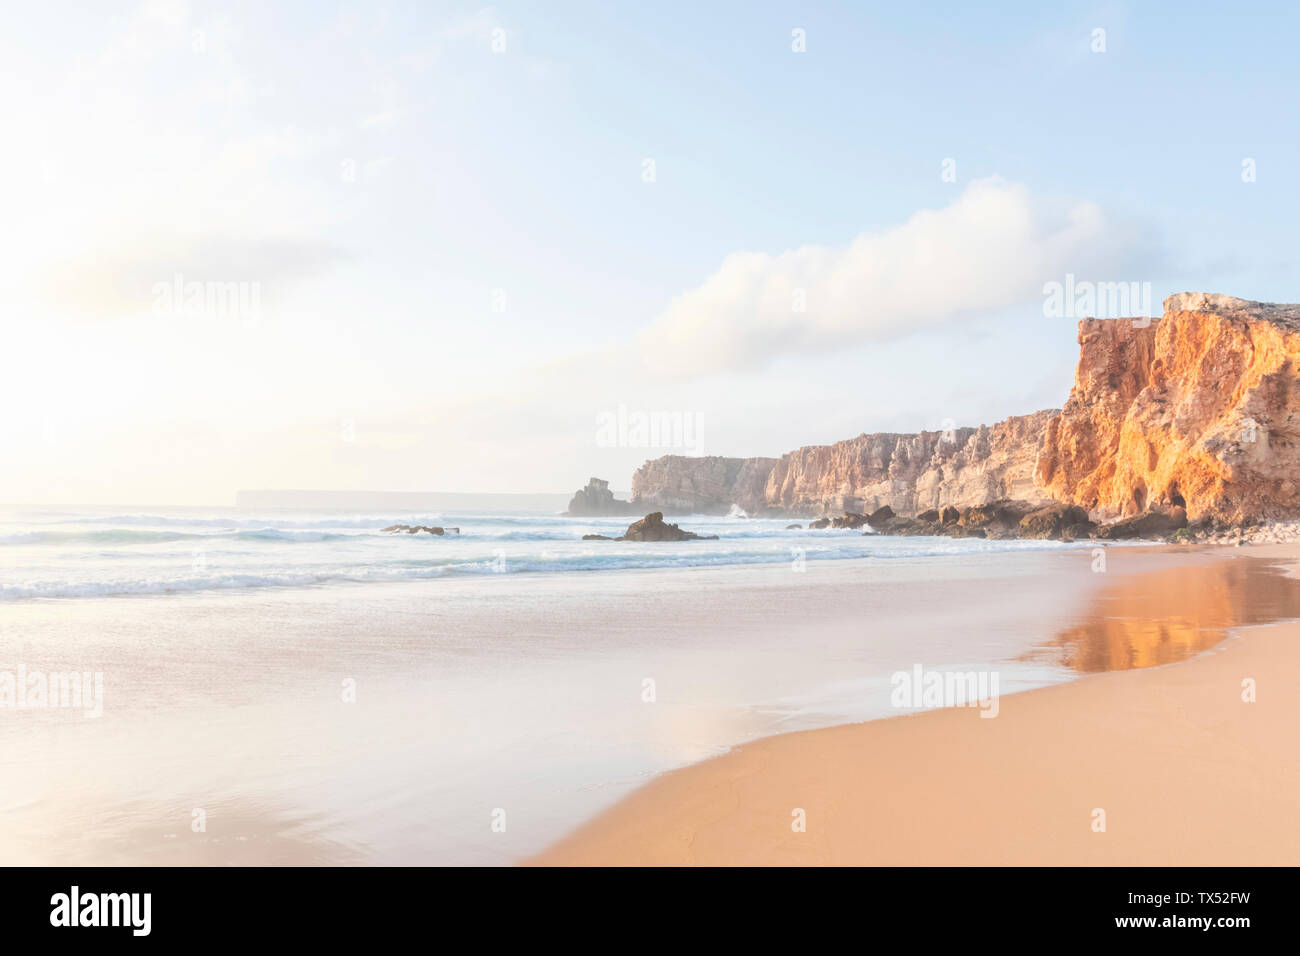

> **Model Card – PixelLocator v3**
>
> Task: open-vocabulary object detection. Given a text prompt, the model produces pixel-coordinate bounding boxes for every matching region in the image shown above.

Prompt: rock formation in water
[592,294,1300,534]
[565,477,641,516]
[616,512,718,541]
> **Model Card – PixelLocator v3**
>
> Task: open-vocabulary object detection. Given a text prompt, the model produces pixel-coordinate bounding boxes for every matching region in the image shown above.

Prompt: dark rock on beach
[849,498,1190,542]
[574,497,1189,544]
[959,499,1035,533]
[868,505,895,525]
[1097,506,1188,540]
[868,515,938,536]
[1018,503,1093,540]
[831,512,870,529]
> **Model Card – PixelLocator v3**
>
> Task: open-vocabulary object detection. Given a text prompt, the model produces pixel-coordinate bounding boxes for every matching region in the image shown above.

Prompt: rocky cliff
[762,409,1058,516]
[622,415,1057,518]
[629,455,780,514]
[1037,293,1300,523]
[618,293,1300,524]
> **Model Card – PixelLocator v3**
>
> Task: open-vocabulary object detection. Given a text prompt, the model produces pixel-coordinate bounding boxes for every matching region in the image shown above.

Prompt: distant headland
[569,294,1300,541]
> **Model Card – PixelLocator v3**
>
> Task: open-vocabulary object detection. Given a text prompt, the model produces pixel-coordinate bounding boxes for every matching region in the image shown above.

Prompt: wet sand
[533,545,1300,865]
[0,547,1121,865]
[4,543,1291,865]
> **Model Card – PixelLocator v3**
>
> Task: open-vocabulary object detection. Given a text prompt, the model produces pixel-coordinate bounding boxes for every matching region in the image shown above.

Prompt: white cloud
[636,177,1160,377]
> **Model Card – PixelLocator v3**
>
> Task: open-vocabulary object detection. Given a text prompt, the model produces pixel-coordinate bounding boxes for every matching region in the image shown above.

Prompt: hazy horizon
[0,489,583,510]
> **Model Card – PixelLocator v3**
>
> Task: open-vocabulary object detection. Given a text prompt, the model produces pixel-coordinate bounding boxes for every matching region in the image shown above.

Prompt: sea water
[0,506,1174,865]
[0,506,1102,601]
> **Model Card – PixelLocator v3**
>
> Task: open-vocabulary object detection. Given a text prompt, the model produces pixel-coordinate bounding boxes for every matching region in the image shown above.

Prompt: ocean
[0,506,1104,601]
[1,506,1185,865]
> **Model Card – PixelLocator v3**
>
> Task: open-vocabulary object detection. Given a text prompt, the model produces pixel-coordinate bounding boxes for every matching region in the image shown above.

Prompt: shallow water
[0,505,1104,600]
[1023,555,1300,672]
[2,511,1293,866]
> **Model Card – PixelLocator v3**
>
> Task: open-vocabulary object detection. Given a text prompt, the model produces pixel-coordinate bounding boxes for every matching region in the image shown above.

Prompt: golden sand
[533,546,1300,865]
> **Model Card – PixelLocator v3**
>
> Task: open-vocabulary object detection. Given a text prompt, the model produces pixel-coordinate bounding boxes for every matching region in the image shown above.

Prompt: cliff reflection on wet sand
[1027,555,1300,673]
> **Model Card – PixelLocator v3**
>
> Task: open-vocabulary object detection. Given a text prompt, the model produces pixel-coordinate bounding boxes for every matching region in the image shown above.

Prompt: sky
[2,0,1297,505]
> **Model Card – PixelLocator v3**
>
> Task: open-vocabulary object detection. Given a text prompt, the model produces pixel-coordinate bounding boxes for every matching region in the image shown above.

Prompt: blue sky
[2,1,1297,503]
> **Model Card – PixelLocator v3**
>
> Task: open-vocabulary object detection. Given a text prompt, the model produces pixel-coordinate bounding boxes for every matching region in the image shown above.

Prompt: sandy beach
[5,527,1295,866]
[533,544,1300,865]
[0,539,1119,865]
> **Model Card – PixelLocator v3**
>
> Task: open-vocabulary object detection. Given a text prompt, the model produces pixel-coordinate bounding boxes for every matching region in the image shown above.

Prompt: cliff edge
[582,293,1300,525]
[1037,293,1300,523]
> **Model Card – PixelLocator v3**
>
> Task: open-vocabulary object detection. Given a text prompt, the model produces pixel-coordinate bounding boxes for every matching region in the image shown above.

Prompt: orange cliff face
[624,293,1300,523]
[1037,293,1300,523]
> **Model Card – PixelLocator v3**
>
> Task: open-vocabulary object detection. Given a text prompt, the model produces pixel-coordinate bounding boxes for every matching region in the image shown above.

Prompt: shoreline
[0,510,1136,605]
[3,536,1287,865]
[1,543,1172,866]
[531,544,1300,865]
